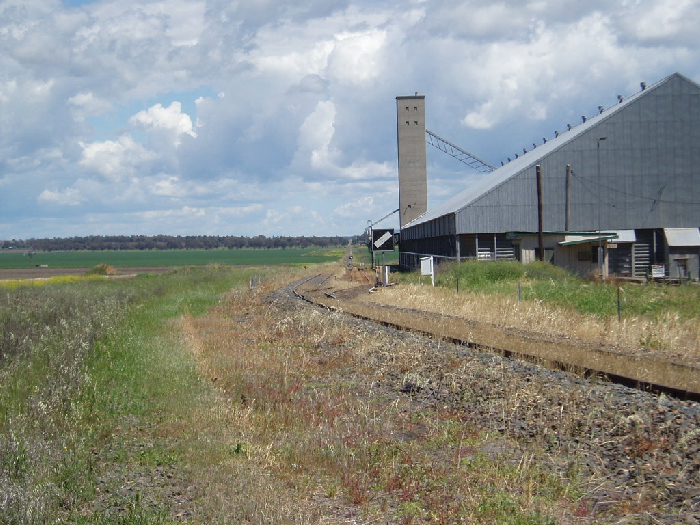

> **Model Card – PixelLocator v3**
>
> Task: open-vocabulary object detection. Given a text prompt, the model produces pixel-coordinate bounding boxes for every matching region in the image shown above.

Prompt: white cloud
[67,92,113,120]
[335,196,374,218]
[141,206,206,220]
[129,102,197,144]
[289,74,329,94]
[79,136,157,181]
[149,175,187,198]
[0,80,17,104]
[617,0,700,44]
[38,187,84,206]
[298,100,338,170]
[1,0,699,239]
[295,100,395,181]
[327,28,388,86]
[459,11,624,130]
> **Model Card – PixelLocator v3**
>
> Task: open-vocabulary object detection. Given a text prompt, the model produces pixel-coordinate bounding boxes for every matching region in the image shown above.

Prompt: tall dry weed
[362,284,700,365]
[0,284,134,523]
[179,278,578,523]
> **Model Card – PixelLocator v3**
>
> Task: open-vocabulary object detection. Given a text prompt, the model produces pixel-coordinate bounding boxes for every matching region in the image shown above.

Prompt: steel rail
[290,276,700,402]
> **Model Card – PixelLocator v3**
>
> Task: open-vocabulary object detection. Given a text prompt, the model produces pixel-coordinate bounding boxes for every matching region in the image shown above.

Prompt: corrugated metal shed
[403,73,700,240]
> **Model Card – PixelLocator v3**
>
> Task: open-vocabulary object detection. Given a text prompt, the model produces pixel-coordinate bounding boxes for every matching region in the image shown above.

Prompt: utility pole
[536,165,544,261]
[597,137,607,277]
[565,164,572,231]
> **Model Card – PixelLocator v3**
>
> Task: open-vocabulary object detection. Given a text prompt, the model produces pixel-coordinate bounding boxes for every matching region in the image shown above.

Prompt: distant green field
[0,247,344,269]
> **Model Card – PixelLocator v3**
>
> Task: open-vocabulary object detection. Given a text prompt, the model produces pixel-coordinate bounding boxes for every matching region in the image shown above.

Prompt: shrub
[521,261,572,281]
[440,260,528,288]
[84,264,118,276]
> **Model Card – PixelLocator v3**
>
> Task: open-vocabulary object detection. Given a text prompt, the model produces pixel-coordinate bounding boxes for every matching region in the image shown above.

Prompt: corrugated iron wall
[454,74,700,235]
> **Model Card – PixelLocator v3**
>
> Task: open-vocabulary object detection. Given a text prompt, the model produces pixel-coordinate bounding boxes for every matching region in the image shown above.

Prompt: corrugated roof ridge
[671,71,700,89]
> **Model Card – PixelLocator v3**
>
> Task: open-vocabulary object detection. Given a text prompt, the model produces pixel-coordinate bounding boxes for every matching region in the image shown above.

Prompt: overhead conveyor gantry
[425,129,495,174]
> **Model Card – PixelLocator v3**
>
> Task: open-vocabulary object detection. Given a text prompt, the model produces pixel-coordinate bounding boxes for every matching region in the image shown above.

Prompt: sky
[1,0,699,239]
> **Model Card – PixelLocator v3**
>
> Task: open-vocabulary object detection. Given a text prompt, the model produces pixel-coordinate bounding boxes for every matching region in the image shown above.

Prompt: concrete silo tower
[396,94,427,228]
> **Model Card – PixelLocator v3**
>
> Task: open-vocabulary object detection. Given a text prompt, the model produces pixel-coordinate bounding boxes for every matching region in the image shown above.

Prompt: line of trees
[2,234,362,252]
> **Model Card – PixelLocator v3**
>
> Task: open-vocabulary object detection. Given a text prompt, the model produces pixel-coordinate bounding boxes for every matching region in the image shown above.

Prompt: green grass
[0,280,136,522]
[426,260,700,321]
[351,246,398,267]
[2,260,696,523]
[0,246,344,269]
[0,266,263,523]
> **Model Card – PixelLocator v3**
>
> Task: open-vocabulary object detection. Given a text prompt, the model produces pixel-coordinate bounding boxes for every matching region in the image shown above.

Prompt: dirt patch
[344,266,375,285]
[0,267,174,280]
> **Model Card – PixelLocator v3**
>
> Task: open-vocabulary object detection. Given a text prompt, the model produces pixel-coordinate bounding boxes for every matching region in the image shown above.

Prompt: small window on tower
[414,120,418,125]
[406,121,410,125]
[414,106,418,111]
[405,106,409,111]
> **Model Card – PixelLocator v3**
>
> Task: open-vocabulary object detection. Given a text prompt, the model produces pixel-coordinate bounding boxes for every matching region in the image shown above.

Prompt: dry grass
[175,275,579,524]
[85,263,119,275]
[359,283,700,367]
[10,263,690,523]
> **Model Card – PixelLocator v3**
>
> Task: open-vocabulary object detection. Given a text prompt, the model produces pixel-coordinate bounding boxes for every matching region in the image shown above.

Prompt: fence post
[617,286,622,321]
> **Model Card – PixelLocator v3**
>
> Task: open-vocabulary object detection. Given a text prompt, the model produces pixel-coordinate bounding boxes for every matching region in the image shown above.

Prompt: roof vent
[543,137,547,143]
[641,82,646,91]
[617,94,624,103]
[567,124,572,131]
[598,105,604,114]
[554,131,559,137]
[582,115,587,123]
[532,143,537,149]
[501,161,505,166]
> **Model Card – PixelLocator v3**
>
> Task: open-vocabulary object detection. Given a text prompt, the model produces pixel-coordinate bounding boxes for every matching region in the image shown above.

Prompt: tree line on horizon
[2,234,361,252]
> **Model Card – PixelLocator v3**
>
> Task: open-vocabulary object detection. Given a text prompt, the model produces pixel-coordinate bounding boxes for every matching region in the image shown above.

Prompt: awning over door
[559,233,617,246]
[610,230,636,243]
[664,228,700,247]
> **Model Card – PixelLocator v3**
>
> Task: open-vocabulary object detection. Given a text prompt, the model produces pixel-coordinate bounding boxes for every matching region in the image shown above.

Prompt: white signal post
[420,256,434,286]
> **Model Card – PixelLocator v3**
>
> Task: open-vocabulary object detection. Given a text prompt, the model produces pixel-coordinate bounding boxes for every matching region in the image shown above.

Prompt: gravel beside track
[274,277,700,524]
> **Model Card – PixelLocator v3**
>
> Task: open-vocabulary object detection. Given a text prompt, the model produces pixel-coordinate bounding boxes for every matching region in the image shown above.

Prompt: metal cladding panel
[455,170,538,233]
[448,73,700,235]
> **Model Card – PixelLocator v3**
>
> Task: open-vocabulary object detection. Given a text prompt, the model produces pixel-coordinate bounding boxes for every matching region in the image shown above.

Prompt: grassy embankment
[2,258,697,523]
[1,262,573,524]
[0,265,299,523]
[377,260,700,363]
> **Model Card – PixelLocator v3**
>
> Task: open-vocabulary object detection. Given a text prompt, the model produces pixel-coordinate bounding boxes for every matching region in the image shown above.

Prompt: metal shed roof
[559,233,618,246]
[611,230,637,243]
[664,228,700,247]
[403,73,695,231]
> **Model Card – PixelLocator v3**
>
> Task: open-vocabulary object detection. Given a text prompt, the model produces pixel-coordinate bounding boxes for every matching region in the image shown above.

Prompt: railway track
[291,273,700,401]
